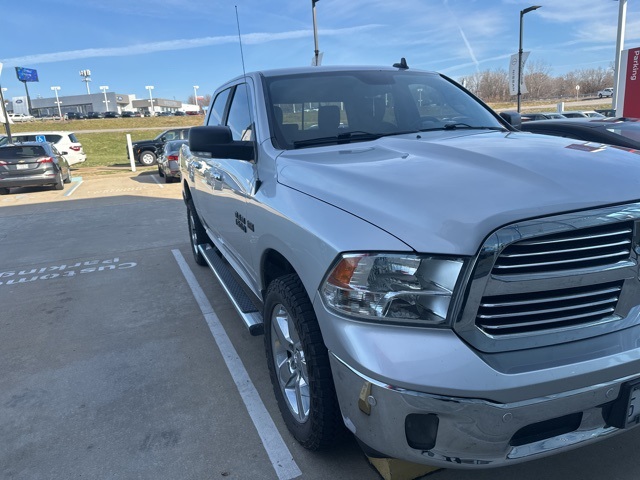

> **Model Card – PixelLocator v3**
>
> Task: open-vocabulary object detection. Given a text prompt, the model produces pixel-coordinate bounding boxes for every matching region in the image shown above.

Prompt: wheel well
[182,183,193,204]
[262,250,296,295]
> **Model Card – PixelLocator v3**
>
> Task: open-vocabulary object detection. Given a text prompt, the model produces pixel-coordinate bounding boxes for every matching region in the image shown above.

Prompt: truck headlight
[321,253,464,327]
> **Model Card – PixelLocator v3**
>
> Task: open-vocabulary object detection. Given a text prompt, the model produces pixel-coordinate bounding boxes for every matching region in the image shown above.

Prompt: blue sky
[1,0,639,103]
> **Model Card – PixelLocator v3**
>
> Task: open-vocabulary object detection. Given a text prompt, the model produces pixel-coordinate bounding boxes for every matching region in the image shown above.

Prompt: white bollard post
[126,134,136,172]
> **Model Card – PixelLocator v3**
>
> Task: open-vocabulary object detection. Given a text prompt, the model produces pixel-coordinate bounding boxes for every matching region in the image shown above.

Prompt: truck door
[192,87,231,237]
[209,82,258,283]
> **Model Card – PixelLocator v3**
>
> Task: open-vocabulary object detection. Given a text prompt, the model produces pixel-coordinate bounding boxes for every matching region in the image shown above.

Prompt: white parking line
[151,174,164,188]
[64,178,83,197]
[172,249,302,480]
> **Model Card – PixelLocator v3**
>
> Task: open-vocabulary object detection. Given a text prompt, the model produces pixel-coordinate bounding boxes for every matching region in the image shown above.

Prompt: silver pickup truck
[180,65,640,468]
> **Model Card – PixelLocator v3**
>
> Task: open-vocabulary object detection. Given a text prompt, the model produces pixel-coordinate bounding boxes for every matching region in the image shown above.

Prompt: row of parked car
[520,109,613,122]
[63,110,199,120]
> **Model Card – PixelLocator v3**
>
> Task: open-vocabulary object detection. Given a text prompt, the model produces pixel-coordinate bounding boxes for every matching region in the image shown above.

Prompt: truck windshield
[265,70,504,149]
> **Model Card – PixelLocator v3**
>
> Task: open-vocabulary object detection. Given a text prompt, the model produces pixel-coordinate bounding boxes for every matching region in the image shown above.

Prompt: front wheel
[264,274,342,450]
[139,151,157,166]
[158,166,165,177]
[599,93,603,98]
[64,168,72,184]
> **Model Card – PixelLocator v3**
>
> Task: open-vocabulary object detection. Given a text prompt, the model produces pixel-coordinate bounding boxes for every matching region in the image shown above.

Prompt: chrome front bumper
[330,353,640,468]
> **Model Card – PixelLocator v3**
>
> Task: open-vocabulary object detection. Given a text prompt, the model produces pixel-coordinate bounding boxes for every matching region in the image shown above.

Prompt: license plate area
[16,164,29,170]
[607,379,640,429]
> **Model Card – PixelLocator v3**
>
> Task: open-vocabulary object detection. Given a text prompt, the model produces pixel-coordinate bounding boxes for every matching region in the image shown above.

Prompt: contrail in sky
[443,0,479,71]
[1,25,380,66]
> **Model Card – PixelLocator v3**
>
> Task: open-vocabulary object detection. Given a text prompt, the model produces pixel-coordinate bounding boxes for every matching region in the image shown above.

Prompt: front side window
[208,88,231,126]
[226,83,254,141]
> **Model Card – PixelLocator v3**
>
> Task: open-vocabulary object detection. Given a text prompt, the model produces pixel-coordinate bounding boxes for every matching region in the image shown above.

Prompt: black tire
[53,170,64,190]
[264,274,342,450]
[64,168,72,184]
[187,200,207,266]
[164,174,173,184]
[139,151,157,166]
[158,166,164,177]
[599,93,603,98]
[0,187,10,195]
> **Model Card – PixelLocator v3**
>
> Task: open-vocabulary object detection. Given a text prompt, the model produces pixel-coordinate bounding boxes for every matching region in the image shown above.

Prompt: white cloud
[1,25,382,66]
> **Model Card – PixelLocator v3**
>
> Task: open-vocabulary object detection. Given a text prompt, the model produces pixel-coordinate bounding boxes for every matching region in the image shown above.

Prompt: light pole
[311,0,320,66]
[193,85,199,110]
[100,85,110,111]
[51,86,62,118]
[517,5,541,113]
[0,86,11,142]
[612,0,627,114]
[145,85,155,116]
[80,69,92,94]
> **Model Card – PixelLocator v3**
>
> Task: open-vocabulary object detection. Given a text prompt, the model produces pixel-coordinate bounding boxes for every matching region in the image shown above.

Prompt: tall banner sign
[618,47,640,118]
[509,52,530,96]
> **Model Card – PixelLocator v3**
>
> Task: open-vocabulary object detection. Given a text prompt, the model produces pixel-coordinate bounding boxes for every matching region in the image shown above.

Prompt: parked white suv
[10,131,86,165]
[8,113,35,122]
[598,87,614,98]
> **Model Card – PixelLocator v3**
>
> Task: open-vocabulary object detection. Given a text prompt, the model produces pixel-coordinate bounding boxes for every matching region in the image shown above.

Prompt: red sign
[622,47,640,118]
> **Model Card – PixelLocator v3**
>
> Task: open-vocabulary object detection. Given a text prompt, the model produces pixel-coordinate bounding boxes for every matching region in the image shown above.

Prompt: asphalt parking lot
[3,168,640,480]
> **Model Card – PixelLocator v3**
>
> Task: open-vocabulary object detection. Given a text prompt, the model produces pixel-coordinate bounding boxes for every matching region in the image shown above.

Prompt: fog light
[405,414,439,450]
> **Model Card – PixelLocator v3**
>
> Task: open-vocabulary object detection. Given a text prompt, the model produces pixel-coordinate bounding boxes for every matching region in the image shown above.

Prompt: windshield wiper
[442,123,506,131]
[292,131,383,148]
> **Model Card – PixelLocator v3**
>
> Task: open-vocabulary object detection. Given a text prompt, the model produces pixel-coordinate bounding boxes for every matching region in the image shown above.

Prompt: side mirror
[189,126,254,161]
[499,111,522,130]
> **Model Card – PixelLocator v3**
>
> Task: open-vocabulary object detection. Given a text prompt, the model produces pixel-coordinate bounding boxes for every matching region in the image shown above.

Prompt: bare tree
[187,93,212,107]
[458,59,617,104]
[465,69,510,102]
[573,67,614,95]
[523,60,554,100]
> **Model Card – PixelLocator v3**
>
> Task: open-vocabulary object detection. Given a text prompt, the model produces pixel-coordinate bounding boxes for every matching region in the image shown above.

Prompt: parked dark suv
[65,112,87,120]
[0,142,71,194]
[129,128,190,166]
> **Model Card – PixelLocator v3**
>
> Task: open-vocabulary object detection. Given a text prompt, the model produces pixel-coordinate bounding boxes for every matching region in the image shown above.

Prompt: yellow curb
[368,457,440,480]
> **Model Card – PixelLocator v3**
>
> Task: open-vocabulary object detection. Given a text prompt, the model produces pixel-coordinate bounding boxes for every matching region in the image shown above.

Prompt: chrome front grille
[492,222,633,276]
[476,281,623,335]
[455,203,640,353]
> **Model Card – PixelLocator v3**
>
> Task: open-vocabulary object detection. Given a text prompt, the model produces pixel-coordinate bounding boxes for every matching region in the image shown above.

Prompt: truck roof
[222,65,439,85]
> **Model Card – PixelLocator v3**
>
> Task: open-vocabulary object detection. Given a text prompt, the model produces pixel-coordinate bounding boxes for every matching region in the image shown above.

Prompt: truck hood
[276,131,640,255]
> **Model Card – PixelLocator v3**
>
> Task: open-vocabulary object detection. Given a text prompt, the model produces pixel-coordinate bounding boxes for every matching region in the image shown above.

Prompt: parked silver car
[157,139,186,183]
[0,142,71,194]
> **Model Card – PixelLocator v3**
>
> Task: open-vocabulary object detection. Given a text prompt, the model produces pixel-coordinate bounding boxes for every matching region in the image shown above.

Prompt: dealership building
[8,92,198,117]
